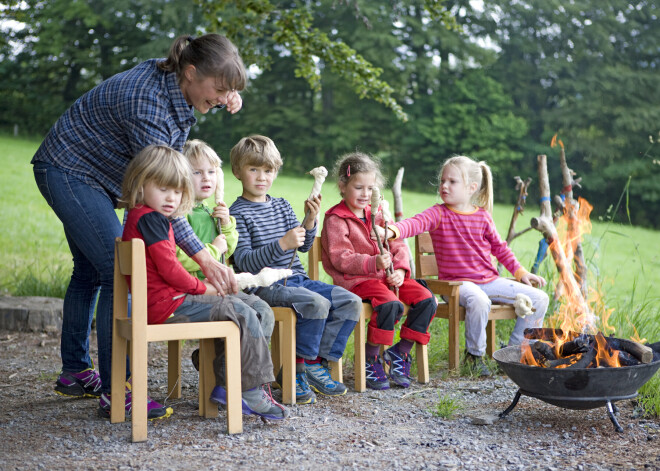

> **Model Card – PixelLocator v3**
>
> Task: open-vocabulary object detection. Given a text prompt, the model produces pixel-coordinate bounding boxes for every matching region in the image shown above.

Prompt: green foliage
[637,375,660,418]
[428,392,463,419]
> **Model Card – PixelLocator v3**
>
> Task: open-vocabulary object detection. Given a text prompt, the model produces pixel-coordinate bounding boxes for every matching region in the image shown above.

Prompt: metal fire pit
[493,343,660,432]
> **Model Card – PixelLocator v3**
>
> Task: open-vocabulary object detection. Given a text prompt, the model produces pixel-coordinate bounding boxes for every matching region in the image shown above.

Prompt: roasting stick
[371,187,397,297]
[214,168,226,264]
[283,166,328,285]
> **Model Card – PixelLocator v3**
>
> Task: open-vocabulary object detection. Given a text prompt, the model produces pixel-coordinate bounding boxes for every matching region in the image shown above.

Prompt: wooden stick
[391,167,415,278]
[371,187,397,297]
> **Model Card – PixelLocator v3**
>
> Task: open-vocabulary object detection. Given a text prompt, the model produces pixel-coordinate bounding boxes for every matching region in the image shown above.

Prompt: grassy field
[2,133,659,408]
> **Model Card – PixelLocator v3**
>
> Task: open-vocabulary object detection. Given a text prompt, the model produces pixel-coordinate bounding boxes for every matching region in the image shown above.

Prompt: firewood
[566,347,597,369]
[524,327,573,342]
[617,351,640,367]
[532,341,557,361]
[606,338,653,364]
[559,336,590,357]
[546,354,581,368]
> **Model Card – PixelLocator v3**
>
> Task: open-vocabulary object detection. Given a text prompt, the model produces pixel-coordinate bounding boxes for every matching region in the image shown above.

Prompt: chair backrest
[413,232,438,279]
[307,237,323,281]
[114,237,148,325]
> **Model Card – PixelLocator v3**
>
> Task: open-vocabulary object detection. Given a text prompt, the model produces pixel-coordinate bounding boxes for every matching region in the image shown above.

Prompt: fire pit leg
[499,390,522,419]
[606,401,624,433]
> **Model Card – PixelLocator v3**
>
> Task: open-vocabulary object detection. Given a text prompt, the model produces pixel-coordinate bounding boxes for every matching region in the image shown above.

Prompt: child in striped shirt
[383,155,549,376]
[228,135,362,404]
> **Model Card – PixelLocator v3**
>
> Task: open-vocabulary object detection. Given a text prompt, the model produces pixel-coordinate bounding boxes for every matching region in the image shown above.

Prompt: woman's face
[180,66,234,114]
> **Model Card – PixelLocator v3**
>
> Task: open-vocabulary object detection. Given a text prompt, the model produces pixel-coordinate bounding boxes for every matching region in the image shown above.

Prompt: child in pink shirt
[384,155,549,376]
[321,152,437,390]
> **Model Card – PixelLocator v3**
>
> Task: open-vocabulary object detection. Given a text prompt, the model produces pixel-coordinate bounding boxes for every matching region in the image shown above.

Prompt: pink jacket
[321,200,411,291]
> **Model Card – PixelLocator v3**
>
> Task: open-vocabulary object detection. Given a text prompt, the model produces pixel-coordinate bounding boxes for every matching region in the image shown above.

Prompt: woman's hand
[212,202,231,226]
[225,90,243,114]
[193,249,237,296]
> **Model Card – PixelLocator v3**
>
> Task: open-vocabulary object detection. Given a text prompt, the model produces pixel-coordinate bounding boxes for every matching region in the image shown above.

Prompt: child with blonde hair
[117,144,289,420]
[229,135,362,404]
[383,155,549,376]
[321,152,437,389]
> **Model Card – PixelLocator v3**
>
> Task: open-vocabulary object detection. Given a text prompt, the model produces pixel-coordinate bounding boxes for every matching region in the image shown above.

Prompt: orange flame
[551,133,565,150]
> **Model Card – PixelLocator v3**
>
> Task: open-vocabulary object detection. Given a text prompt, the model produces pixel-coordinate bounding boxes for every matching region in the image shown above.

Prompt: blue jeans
[256,276,361,362]
[33,162,120,393]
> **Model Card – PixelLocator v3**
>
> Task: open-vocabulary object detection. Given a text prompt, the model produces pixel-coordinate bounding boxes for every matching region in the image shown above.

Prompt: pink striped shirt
[392,204,525,284]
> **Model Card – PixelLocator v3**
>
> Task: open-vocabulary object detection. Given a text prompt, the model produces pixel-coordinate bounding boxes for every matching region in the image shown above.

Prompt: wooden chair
[413,232,518,371]
[111,238,243,442]
[308,237,429,393]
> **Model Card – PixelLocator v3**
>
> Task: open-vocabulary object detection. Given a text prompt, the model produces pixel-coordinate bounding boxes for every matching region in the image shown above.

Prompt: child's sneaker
[365,355,390,390]
[211,384,290,420]
[54,368,102,398]
[382,346,412,388]
[274,366,317,404]
[98,380,173,420]
[305,360,347,396]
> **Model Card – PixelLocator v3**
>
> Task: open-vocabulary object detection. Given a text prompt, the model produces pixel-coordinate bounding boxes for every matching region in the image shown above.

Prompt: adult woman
[32,34,246,418]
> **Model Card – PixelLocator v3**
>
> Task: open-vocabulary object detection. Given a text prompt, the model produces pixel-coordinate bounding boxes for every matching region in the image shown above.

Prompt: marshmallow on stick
[235,267,293,290]
[370,187,394,279]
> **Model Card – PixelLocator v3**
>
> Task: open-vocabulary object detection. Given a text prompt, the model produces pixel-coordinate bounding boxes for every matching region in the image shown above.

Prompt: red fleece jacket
[123,205,207,324]
[321,200,411,292]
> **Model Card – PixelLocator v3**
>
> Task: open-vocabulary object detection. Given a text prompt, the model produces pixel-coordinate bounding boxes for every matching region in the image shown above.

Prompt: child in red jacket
[118,144,288,421]
[321,152,437,390]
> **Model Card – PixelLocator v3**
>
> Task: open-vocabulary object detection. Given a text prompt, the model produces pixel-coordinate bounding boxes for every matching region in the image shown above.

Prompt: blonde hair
[183,139,222,169]
[158,34,247,91]
[230,135,283,177]
[440,155,493,213]
[333,151,385,197]
[119,145,195,217]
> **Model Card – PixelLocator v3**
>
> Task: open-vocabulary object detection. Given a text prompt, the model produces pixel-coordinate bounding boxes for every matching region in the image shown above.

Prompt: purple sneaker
[365,355,390,390]
[383,346,412,388]
[211,384,290,420]
[55,368,102,398]
[98,380,173,420]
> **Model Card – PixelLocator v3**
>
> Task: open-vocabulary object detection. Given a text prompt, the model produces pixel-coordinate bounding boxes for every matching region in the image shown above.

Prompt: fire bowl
[493,344,660,410]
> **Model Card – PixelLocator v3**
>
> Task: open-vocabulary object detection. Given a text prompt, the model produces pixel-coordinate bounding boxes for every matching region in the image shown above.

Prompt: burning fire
[520,135,645,369]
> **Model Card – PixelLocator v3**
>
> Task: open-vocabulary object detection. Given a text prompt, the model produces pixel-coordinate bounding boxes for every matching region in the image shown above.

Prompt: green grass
[2,134,659,411]
[428,392,464,419]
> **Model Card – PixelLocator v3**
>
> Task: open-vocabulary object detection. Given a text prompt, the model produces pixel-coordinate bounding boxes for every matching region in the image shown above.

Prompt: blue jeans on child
[255,275,362,362]
[458,277,549,356]
[33,161,120,393]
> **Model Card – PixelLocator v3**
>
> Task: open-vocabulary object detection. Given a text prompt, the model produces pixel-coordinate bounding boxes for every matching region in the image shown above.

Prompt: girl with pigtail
[321,152,438,390]
[383,155,549,376]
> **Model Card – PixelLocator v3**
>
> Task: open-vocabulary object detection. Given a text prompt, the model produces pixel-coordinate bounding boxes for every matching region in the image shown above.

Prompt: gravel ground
[1,330,659,470]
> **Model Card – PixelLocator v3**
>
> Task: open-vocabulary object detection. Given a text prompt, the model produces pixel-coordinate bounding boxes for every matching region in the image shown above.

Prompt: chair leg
[130,340,149,443]
[416,343,429,384]
[353,309,367,393]
[329,359,343,383]
[273,311,296,405]
[448,312,460,371]
[486,320,496,358]
[168,340,182,399]
[110,331,127,424]
[199,339,218,419]
[223,325,243,434]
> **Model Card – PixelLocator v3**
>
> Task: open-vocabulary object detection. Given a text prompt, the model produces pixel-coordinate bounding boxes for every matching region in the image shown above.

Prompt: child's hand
[522,272,546,287]
[386,269,405,288]
[371,225,386,241]
[212,234,228,255]
[203,280,219,296]
[376,252,392,270]
[304,195,322,229]
[212,202,231,226]
[279,227,306,251]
